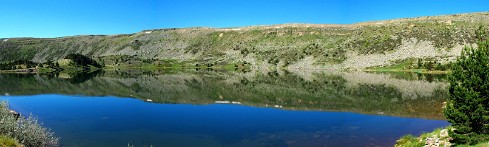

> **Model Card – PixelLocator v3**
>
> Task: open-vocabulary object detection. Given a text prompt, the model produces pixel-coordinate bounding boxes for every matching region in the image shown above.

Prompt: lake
[0,70,449,146]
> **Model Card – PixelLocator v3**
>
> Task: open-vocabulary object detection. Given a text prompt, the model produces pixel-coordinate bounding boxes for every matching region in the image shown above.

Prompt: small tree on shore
[444,26,489,145]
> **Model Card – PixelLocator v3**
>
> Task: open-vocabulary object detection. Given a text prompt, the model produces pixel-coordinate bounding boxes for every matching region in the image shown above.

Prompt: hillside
[1,12,489,70]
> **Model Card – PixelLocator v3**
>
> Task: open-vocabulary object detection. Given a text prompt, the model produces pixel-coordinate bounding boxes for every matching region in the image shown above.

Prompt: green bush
[130,40,143,50]
[443,27,489,145]
[0,102,59,147]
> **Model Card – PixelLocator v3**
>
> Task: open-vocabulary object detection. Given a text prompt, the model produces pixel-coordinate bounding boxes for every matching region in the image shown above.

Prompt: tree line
[64,53,102,68]
[0,53,102,70]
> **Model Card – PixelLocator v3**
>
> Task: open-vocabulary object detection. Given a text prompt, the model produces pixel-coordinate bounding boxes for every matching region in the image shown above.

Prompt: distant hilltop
[1,12,488,70]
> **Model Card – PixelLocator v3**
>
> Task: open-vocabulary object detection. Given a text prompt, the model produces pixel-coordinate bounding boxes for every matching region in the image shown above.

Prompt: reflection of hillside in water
[0,70,448,119]
[340,72,447,100]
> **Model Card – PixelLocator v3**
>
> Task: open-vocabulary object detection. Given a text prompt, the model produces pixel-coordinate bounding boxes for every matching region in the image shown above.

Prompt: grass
[222,63,238,71]
[367,68,450,74]
[396,127,453,147]
[37,67,56,73]
[0,135,21,147]
[365,58,451,74]
[395,134,424,147]
[458,142,489,147]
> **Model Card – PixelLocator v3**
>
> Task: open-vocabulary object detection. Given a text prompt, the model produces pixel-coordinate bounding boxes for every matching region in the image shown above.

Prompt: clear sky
[1,0,489,38]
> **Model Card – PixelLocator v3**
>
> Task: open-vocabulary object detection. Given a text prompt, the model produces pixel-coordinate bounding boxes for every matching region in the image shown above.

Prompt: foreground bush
[0,102,59,147]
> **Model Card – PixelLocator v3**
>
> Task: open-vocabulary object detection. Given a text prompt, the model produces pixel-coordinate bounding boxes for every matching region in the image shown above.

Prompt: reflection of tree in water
[42,70,102,84]
[415,73,448,83]
[425,74,435,83]
[45,72,60,79]
[66,70,103,84]
[350,84,402,100]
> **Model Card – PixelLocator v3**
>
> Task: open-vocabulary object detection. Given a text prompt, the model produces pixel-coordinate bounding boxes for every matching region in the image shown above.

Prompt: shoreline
[0,66,452,74]
[0,68,37,74]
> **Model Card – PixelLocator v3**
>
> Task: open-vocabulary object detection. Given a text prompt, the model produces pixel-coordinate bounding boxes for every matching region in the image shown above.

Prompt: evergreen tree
[444,26,489,145]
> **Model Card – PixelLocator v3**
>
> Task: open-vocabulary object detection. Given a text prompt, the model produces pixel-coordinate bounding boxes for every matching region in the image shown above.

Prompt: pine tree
[444,26,489,145]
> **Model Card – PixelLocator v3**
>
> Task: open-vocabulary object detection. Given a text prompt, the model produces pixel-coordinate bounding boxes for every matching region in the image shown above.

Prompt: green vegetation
[395,26,489,147]
[0,53,104,74]
[366,58,421,72]
[366,58,452,73]
[443,27,489,145]
[64,53,102,68]
[99,54,250,71]
[0,135,21,147]
[130,40,143,50]
[0,102,59,147]
[396,26,489,147]
[396,127,452,147]
[0,60,36,71]
[457,141,489,147]
[395,134,424,147]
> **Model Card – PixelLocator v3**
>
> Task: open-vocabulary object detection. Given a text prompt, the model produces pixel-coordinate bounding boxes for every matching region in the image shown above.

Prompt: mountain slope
[1,12,489,70]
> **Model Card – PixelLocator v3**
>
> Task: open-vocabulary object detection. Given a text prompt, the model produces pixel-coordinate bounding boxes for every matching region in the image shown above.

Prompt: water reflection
[0,70,448,119]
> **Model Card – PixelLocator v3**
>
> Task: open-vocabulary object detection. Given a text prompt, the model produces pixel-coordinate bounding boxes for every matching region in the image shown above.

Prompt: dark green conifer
[444,26,489,145]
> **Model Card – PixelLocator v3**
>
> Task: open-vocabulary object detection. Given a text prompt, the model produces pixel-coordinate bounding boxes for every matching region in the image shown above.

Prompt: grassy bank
[396,127,452,147]
[365,68,450,74]
[365,58,451,74]
[395,126,489,147]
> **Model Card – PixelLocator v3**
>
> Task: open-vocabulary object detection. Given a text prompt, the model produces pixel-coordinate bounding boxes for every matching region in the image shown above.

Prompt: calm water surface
[0,70,449,146]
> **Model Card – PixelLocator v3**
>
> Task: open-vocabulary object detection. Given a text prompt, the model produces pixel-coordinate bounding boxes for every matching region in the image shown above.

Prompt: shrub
[130,40,143,50]
[0,102,59,147]
[443,27,489,145]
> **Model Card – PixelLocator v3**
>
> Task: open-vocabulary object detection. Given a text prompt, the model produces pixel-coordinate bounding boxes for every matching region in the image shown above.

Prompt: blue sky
[1,0,488,38]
